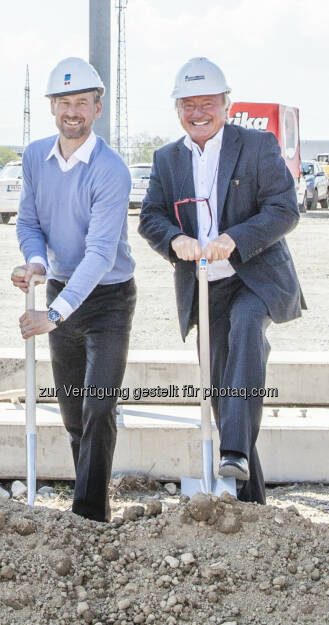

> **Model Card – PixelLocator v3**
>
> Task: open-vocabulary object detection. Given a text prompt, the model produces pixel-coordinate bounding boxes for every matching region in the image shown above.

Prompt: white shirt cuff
[28,256,48,271]
[49,294,74,321]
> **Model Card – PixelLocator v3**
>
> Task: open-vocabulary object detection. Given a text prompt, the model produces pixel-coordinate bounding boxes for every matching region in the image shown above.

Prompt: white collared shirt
[29,131,97,319]
[45,130,97,172]
[184,128,235,281]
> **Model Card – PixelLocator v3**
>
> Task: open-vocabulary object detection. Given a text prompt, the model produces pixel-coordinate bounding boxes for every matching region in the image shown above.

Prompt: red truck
[229,102,301,183]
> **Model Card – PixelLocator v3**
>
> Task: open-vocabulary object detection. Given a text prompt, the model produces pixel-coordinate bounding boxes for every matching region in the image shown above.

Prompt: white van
[0,160,22,223]
[128,163,152,210]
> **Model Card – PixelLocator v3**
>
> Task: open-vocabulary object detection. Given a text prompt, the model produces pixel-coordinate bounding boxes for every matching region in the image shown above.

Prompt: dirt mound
[0,491,329,625]
[110,474,161,496]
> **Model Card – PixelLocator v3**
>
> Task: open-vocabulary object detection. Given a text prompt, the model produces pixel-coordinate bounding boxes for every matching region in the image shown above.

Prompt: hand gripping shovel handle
[13,267,46,506]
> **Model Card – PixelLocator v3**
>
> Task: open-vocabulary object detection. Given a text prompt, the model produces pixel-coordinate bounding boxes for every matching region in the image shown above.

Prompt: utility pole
[89,0,111,143]
[23,65,31,147]
[115,0,128,162]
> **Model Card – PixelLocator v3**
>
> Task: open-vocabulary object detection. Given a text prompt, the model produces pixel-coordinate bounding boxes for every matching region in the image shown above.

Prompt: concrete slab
[0,402,328,483]
[0,349,329,405]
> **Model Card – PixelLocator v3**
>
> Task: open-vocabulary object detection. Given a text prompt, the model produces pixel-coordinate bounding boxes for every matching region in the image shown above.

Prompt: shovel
[13,267,46,506]
[181,258,236,499]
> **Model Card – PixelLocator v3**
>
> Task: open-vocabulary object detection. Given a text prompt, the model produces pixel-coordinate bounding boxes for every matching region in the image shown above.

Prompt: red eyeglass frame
[174,197,213,237]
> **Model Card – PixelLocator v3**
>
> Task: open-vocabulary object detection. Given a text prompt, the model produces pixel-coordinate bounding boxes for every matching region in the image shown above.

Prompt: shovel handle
[199,258,212,442]
[12,267,46,282]
[12,266,46,308]
[12,267,46,507]
[13,267,45,432]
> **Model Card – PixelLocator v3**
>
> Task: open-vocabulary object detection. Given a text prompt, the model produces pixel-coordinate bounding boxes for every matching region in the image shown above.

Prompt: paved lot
[1,211,328,352]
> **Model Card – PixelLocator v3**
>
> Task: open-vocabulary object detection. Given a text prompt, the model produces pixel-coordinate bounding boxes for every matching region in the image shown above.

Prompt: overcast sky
[0,0,328,145]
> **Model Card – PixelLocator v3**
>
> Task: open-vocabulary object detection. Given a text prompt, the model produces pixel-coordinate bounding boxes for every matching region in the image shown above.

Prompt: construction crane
[23,65,31,147]
[115,0,128,162]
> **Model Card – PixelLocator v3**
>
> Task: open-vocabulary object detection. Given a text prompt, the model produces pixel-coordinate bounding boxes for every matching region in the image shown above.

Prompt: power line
[115,0,128,162]
[23,65,31,147]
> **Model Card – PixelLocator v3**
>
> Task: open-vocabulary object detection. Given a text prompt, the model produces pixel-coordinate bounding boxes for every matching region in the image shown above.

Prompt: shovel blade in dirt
[181,258,236,499]
[13,267,46,506]
[181,476,236,499]
[181,440,237,499]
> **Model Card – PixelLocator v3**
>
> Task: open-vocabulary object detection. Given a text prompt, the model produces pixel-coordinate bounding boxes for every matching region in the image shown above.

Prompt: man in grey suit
[138,57,305,504]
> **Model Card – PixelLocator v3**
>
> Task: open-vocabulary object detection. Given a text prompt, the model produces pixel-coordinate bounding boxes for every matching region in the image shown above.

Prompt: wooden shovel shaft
[12,267,46,506]
[12,268,46,435]
[199,258,212,442]
[25,282,36,435]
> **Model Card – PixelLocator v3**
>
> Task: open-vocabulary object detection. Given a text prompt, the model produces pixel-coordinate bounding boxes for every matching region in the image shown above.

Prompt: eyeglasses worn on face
[180,101,218,114]
[174,197,213,237]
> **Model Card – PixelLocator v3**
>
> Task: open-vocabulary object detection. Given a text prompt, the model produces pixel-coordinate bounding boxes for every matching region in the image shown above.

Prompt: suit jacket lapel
[217,124,242,228]
[175,139,198,238]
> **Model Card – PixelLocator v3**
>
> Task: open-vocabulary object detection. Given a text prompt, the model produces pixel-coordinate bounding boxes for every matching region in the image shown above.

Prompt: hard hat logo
[184,74,205,82]
[172,57,231,99]
[45,57,105,98]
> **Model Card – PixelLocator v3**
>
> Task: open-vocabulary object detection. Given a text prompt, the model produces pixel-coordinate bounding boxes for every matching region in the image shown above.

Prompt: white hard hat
[171,57,231,99]
[45,57,105,98]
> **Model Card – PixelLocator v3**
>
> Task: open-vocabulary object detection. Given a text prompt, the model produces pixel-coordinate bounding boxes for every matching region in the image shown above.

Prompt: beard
[57,118,92,139]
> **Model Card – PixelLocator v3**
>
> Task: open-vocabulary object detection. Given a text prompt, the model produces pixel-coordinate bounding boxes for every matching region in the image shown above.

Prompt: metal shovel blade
[181,440,236,499]
[181,476,236,499]
[26,433,37,506]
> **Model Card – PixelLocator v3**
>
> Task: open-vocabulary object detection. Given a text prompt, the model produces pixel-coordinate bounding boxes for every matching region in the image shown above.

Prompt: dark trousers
[192,273,271,505]
[47,278,136,522]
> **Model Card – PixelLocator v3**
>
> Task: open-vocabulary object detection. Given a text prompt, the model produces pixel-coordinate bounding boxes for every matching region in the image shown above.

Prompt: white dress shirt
[29,131,97,319]
[184,128,235,281]
[45,130,97,172]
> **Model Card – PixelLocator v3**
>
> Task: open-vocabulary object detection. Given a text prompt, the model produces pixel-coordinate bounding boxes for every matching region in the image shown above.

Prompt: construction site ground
[0,211,328,624]
[0,210,328,353]
[0,478,328,625]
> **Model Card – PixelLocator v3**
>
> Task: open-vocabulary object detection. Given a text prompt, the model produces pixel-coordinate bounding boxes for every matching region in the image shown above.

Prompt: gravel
[0,487,10,500]
[11,480,27,498]
[0,477,328,624]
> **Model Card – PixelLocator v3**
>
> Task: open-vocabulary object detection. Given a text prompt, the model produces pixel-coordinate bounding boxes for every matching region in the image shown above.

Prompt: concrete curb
[1,349,329,405]
[0,403,328,482]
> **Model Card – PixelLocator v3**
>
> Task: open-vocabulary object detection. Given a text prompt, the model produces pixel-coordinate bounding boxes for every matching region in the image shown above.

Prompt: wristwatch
[47,308,62,327]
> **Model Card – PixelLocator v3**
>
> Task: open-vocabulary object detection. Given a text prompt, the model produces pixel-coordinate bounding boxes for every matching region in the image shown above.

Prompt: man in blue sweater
[11,57,136,522]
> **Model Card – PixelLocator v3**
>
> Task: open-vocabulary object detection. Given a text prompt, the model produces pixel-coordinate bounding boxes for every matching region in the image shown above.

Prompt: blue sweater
[17,135,135,316]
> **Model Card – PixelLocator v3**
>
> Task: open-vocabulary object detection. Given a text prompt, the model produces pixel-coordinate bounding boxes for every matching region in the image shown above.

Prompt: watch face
[48,309,60,323]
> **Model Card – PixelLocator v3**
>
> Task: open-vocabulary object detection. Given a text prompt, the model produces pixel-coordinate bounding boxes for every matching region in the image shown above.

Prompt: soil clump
[0,480,329,624]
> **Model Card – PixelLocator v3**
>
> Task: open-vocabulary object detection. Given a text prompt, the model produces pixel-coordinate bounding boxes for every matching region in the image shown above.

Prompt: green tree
[129,133,169,164]
[0,147,19,168]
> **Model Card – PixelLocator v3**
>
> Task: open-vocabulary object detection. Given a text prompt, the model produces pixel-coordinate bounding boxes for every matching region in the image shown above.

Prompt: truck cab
[229,102,306,210]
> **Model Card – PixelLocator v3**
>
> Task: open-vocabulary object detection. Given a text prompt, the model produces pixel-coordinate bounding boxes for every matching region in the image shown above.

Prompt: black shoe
[219,453,250,481]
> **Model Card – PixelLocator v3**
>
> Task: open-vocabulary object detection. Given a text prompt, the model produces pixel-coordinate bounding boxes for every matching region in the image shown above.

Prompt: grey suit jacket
[138,123,306,340]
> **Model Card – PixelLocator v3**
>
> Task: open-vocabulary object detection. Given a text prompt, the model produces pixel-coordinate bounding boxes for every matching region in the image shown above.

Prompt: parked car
[316,153,329,177]
[128,163,152,210]
[301,160,329,210]
[0,160,22,223]
[296,175,307,213]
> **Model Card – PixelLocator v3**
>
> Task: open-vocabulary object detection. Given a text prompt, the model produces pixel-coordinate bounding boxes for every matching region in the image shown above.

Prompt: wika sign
[229,102,300,180]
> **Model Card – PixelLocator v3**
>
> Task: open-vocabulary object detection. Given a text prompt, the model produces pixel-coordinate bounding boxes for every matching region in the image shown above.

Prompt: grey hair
[175,92,231,116]
[224,93,231,120]
[93,89,102,103]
